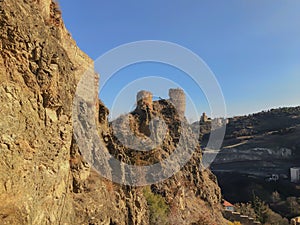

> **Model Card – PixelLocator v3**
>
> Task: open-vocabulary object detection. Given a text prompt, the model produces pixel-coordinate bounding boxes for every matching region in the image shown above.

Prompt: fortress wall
[137,90,153,110]
[169,88,186,117]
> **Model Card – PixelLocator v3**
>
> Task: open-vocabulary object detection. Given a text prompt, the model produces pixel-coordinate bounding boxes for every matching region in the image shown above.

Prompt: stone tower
[136,90,153,136]
[201,112,209,123]
[169,88,186,118]
[137,90,153,110]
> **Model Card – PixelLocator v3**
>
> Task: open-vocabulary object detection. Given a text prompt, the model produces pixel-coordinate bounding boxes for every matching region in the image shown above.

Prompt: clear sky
[58,0,300,121]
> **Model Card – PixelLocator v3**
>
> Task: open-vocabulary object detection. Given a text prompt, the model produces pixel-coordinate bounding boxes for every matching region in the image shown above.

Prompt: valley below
[198,107,300,221]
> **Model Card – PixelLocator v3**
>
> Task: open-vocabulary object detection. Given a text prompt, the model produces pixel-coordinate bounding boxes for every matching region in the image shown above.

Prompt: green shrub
[143,186,169,225]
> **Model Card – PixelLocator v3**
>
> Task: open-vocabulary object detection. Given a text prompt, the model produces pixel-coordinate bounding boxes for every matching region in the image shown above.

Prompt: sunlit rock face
[0,1,226,224]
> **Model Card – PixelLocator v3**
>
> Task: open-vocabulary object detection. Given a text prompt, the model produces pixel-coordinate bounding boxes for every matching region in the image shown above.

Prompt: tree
[251,194,289,225]
[234,202,256,219]
[271,191,281,203]
[143,186,169,225]
[252,195,268,223]
[286,196,300,216]
[264,208,289,225]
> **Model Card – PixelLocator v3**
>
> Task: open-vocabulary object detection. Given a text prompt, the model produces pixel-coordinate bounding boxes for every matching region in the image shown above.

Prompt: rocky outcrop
[0,0,86,224]
[0,0,225,224]
[71,90,226,224]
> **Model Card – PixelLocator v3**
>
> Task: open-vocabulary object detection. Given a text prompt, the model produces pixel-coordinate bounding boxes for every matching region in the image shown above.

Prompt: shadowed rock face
[0,1,225,224]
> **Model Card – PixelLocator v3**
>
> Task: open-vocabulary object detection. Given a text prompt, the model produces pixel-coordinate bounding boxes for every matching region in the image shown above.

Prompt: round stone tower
[169,88,186,118]
[137,90,153,110]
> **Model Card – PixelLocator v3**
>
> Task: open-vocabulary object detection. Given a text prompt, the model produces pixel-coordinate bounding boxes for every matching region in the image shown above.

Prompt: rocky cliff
[0,1,225,224]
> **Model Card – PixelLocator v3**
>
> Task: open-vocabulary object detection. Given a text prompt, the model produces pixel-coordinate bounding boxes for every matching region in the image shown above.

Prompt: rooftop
[223,200,234,207]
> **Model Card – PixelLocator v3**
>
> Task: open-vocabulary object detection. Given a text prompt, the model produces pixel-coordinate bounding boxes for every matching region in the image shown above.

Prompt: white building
[290,167,300,183]
[291,216,300,225]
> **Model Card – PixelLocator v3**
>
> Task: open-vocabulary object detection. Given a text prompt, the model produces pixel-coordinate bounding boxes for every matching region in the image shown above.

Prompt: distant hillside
[195,106,300,168]
[194,106,300,220]
[224,106,300,146]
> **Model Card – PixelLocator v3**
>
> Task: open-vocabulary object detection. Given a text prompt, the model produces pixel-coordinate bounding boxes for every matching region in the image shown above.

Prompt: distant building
[223,200,234,212]
[224,118,230,125]
[291,167,300,183]
[266,174,279,182]
[291,216,300,225]
[202,112,208,122]
[212,118,228,127]
[200,112,211,123]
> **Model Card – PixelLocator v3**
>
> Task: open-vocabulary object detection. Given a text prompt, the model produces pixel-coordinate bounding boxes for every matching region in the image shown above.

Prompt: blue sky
[59,1,300,120]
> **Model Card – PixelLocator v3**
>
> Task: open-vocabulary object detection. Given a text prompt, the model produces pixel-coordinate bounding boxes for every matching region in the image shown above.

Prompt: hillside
[210,107,300,175]
[0,1,226,224]
[195,107,300,220]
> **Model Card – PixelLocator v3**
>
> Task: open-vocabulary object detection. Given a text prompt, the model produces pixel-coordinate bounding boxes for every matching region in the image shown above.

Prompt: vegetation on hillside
[234,195,290,225]
[143,186,169,225]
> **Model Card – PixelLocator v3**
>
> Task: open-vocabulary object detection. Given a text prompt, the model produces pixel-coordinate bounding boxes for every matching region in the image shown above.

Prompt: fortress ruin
[136,90,153,111]
[169,88,186,118]
[136,88,186,117]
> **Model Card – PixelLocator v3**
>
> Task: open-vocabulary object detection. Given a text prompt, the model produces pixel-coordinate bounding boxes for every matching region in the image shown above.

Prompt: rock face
[0,0,225,224]
[0,0,92,224]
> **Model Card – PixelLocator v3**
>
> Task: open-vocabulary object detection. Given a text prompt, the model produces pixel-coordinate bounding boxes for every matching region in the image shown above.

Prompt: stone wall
[169,88,186,118]
[137,90,153,110]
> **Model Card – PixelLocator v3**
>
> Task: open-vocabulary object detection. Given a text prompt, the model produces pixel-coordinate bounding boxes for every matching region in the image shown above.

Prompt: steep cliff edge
[0,1,225,224]
[0,0,91,224]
